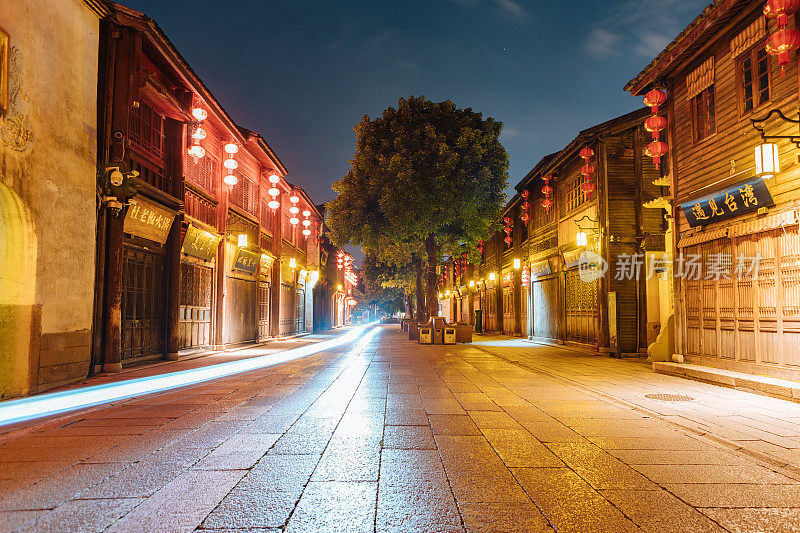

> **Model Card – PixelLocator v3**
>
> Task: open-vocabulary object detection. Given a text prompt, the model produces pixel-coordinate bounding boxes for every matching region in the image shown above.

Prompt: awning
[677,227,728,248]
[686,56,715,101]
[731,17,765,59]
[730,210,798,238]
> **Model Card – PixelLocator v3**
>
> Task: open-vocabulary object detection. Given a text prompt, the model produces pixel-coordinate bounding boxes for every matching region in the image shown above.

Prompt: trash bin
[474,310,483,333]
[408,322,420,341]
[419,326,433,344]
[443,327,456,344]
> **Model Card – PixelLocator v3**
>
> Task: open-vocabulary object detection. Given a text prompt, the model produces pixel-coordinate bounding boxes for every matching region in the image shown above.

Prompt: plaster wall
[0,0,99,395]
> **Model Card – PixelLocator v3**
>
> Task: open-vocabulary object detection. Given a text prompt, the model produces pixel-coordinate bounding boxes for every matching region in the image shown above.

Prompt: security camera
[108,167,124,186]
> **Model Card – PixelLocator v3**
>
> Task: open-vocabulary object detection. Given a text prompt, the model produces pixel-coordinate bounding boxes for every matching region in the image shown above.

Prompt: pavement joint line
[467,342,800,483]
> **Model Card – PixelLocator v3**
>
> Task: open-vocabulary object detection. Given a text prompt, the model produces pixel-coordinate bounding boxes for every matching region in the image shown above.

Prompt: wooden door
[178,261,212,350]
[258,281,270,340]
[122,245,166,362]
[565,269,598,344]
[533,277,559,340]
[295,287,306,333]
[280,283,294,335]
[502,288,514,335]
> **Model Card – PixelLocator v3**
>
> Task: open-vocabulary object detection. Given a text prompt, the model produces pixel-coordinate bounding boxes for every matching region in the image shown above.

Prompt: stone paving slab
[5,327,800,531]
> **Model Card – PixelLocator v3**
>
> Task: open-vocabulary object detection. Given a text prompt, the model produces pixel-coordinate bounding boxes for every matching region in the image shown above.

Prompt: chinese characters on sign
[181,224,221,261]
[680,178,773,228]
[233,249,260,275]
[123,197,176,244]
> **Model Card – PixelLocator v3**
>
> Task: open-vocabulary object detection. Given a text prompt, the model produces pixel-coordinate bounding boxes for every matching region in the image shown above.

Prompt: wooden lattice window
[563,176,588,214]
[129,102,165,162]
[229,172,258,216]
[186,154,217,196]
[184,188,217,228]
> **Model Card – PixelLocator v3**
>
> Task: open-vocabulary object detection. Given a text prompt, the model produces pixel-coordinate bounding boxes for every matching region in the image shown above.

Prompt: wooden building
[625,0,800,379]
[448,109,669,355]
[94,4,326,373]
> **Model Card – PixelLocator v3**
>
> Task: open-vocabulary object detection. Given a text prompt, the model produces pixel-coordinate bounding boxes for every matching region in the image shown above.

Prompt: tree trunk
[425,235,440,321]
[414,256,425,321]
[404,291,412,319]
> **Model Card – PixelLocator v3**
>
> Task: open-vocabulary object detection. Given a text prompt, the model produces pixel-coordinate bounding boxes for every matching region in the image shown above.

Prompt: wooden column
[633,126,649,353]
[597,139,611,353]
[214,186,228,349]
[165,119,184,361]
[269,200,283,338]
[102,210,124,373]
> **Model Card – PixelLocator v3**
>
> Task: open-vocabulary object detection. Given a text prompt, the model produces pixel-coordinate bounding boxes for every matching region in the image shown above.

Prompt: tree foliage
[328,96,509,318]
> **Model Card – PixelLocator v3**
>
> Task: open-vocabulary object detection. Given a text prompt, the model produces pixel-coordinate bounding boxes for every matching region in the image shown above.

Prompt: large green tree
[329,96,508,319]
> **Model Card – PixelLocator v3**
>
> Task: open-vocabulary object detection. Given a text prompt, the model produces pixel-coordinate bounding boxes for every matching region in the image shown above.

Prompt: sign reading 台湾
[124,196,176,244]
[680,177,773,228]
[182,224,221,261]
[233,249,259,275]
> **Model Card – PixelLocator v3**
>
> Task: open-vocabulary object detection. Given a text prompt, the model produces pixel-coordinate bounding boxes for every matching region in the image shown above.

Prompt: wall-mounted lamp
[289,257,297,269]
[488,272,496,281]
[469,280,475,287]
[337,284,343,291]
[513,258,521,270]
[574,215,599,247]
[754,142,780,179]
[445,289,451,297]
[237,234,248,248]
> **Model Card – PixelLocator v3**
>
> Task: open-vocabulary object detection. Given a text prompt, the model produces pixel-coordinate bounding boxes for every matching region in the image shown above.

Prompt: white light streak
[0,323,380,428]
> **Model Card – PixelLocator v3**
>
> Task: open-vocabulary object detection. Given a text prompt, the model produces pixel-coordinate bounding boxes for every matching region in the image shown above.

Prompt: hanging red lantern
[579,147,595,199]
[644,115,668,140]
[521,212,531,224]
[477,239,485,256]
[764,0,800,29]
[541,174,553,212]
[646,141,669,168]
[643,89,667,114]
[767,27,800,76]
[504,235,513,247]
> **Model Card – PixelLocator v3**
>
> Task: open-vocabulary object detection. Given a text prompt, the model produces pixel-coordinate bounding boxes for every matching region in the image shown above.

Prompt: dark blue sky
[126,0,706,201]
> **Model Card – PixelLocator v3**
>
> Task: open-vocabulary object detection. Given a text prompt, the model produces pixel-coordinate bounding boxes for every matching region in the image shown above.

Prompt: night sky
[124,0,707,259]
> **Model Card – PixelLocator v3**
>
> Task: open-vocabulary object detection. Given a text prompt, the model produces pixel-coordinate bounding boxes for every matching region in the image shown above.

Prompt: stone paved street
[3,325,800,532]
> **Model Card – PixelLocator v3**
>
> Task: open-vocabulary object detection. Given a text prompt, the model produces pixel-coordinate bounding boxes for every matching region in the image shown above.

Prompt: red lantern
[504,216,512,224]
[764,0,800,29]
[767,28,800,76]
[504,226,513,235]
[477,240,485,255]
[644,115,667,140]
[580,181,596,195]
[580,165,595,176]
[579,147,594,160]
[542,184,553,196]
[646,140,669,168]
[643,89,667,114]
[521,212,531,224]
[504,235,513,247]
[542,197,553,211]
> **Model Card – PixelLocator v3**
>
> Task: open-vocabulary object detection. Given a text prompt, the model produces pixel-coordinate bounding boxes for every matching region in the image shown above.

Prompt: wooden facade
[93,4,331,372]
[626,0,800,379]
[444,109,668,356]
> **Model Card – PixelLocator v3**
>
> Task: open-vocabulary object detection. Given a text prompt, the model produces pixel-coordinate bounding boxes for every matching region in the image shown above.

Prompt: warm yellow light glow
[237,234,247,248]
[513,258,521,270]
[289,257,297,269]
[576,231,588,247]
[489,272,496,281]
[338,284,343,291]
[438,292,443,299]
[268,173,281,184]
[755,142,779,178]
[469,280,475,287]
[445,290,451,296]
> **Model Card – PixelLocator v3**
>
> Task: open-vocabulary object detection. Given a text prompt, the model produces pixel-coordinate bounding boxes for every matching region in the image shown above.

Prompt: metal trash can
[443,327,456,344]
[474,310,483,333]
[419,326,433,344]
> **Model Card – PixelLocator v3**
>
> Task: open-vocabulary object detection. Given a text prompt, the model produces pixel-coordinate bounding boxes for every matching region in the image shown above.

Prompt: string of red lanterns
[503,216,513,248]
[541,174,553,213]
[289,195,300,227]
[521,190,531,226]
[476,239,485,258]
[765,0,800,77]
[579,147,596,199]
[302,209,312,238]
[643,88,668,169]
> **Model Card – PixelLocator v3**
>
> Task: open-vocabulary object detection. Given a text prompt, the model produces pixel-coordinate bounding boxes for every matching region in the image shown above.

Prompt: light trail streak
[0,323,381,428]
